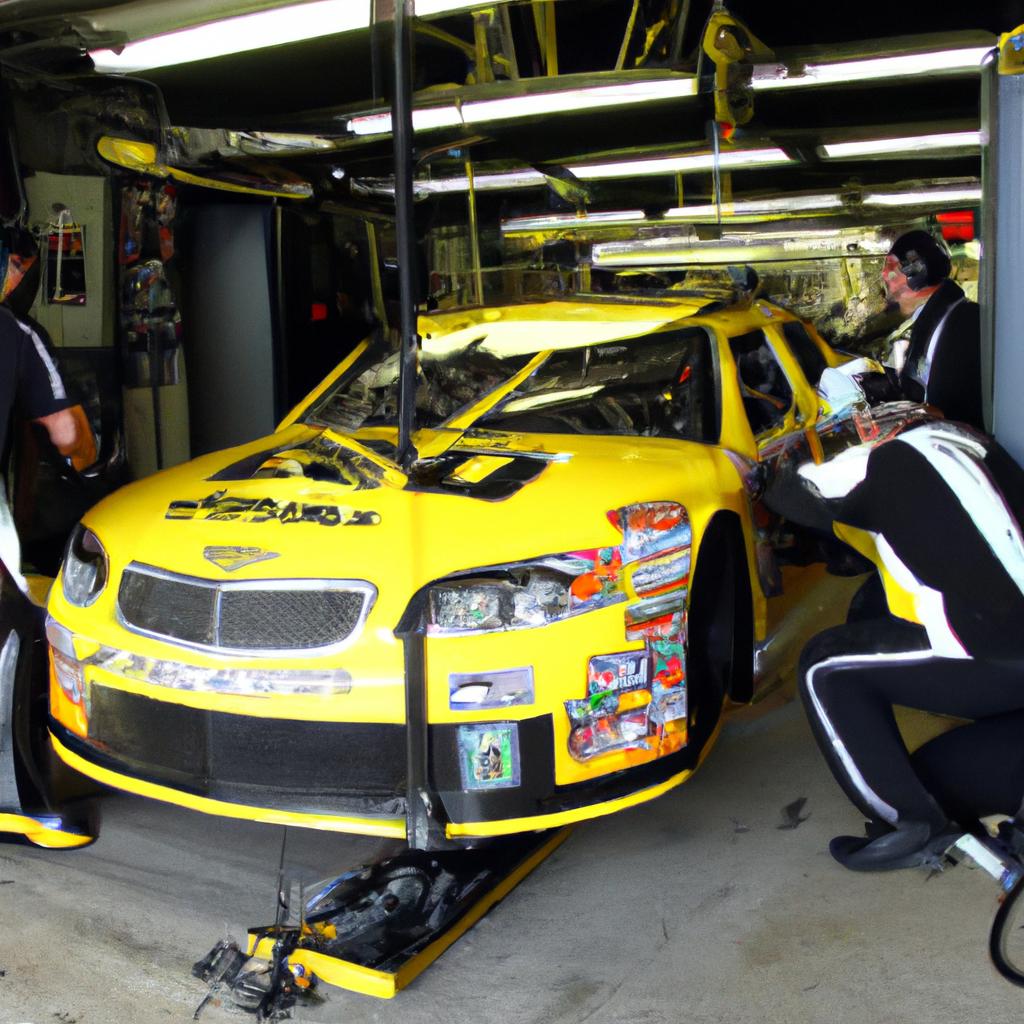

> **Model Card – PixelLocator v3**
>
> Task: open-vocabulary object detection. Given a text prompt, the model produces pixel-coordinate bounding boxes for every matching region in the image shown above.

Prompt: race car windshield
[476,326,717,441]
[302,334,534,432]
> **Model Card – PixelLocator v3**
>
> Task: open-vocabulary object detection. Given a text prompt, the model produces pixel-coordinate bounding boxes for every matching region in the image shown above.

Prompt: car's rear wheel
[686,514,754,747]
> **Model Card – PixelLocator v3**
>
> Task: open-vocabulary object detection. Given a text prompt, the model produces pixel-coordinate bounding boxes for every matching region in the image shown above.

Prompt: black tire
[687,514,754,744]
[990,873,1024,987]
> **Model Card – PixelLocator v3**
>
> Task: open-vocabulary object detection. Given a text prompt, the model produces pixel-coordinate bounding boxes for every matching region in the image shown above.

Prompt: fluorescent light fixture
[663,193,844,219]
[593,231,891,268]
[821,131,981,159]
[502,184,982,235]
[402,169,549,195]
[502,193,841,234]
[91,1,373,72]
[358,146,792,198]
[349,106,464,135]
[572,147,791,180]
[502,210,648,233]
[89,0,504,72]
[414,0,503,13]
[864,185,982,205]
[348,78,698,136]
[751,46,992,90]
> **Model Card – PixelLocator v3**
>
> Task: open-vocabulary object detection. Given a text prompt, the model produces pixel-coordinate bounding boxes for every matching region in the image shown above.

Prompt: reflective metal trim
[116,562,377,658]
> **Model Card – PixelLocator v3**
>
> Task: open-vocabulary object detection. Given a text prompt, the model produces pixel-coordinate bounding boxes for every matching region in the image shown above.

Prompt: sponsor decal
[449,667,534,710]
[202,546,280,571]
[457,723,520,790]
[166,491,380,527]
[566,619,689,762]
[631,550,690,597]
[567,546,625,612]
[616,501,691,562]
[585,651,650,711]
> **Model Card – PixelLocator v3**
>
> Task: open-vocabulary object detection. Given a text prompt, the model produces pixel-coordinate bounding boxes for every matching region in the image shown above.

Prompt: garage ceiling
[0,0,1018,220]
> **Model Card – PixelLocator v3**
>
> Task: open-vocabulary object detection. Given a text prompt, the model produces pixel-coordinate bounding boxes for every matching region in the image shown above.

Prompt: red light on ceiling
[936,210,975,243]
[310,302,328,322]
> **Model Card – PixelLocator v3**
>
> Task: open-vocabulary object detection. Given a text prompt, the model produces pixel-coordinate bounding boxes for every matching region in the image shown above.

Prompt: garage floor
[1,699,1020,1024]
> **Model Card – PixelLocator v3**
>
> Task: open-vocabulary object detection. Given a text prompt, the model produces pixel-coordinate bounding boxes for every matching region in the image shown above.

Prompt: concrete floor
[1,700,1020,1024]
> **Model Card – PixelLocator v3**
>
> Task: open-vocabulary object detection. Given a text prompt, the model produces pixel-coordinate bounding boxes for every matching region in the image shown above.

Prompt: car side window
[781,321,828,388]
[728,329,794,437]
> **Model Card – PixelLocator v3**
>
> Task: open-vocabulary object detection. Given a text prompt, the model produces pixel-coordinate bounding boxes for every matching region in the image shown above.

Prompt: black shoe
[829,821,954,872]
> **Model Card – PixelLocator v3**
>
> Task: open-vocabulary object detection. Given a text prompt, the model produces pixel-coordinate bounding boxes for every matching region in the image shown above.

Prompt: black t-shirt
[0,305,71,460]
[899,280,983,430]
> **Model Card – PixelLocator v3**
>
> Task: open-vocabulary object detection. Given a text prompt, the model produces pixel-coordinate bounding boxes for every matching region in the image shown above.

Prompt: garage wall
[179,204,277,455]
[24,172,114,349]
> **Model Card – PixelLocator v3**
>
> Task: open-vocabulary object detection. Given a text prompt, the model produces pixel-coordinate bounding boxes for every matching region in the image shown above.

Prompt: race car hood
[78,422,745,605]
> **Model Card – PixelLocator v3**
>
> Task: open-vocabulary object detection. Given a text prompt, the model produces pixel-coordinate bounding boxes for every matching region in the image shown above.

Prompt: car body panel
[46,294,847,840]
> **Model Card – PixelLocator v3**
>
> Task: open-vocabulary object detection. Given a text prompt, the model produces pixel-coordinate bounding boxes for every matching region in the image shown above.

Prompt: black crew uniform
[799,426,1024,841]
[899,279,982,431]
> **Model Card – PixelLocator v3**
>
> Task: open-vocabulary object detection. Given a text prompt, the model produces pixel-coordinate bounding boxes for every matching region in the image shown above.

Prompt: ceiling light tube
[359,147,793,198]
[863,185,982,205]
[501,183,982,235]
[401,169,549,196]
[663,193,843,219]
[347,78,698,136]
[573,147,791,179]
[414,0,507,14]
[90,0,372,72]
[592,232,891,268]
[502,210,648,233]
[821,131,981,159]
[89,0,507,72]
[751,46,992,90]
[348,106,464,135]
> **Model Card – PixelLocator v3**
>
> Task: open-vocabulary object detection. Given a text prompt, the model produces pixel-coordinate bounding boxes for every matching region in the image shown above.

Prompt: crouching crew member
[798,422,1024,870]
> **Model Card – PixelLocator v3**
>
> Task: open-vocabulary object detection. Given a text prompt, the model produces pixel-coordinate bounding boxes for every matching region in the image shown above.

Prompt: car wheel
[686,513,754,746]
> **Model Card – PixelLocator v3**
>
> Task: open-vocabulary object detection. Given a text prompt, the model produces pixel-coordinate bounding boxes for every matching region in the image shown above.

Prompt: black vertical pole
[394,0,419,470]
[392,0,432,850]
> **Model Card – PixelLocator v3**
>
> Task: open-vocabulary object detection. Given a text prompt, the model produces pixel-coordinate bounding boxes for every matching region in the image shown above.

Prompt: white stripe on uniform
[15,316,66,400]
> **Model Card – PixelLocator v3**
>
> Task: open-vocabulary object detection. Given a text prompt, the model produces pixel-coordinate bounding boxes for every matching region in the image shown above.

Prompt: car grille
[77,685,407,815]
[117,564,373,652]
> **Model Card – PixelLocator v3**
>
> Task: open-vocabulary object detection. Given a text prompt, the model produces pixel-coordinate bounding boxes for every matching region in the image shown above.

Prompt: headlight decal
[424,501,692,637]
[457,722,520,790]
[426,546,625,636]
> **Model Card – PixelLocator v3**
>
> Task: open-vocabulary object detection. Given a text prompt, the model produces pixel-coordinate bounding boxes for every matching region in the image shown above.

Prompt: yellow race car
[45,293,847,844]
